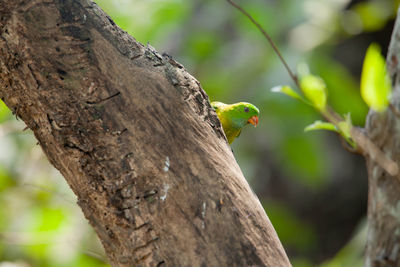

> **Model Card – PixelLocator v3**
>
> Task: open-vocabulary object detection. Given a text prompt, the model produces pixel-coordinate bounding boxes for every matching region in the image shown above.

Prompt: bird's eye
[244,107,249,113]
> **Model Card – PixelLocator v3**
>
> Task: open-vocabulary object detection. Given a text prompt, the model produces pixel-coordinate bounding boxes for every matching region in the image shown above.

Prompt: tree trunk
[0,0,290,266]
[365,7,400,267]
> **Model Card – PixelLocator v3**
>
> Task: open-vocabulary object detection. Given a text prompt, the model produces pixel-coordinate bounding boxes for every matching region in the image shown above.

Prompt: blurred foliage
[1,0,398,266]
[0,106,107,265]
[263,201,318,252]
[319,221,366,267]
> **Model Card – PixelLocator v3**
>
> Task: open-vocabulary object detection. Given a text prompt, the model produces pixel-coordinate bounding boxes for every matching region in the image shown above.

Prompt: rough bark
[0,0,290,266]
[365,8,400,267]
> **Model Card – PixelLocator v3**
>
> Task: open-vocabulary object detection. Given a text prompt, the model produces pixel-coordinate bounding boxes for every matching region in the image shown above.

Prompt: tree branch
[364,7,400,267]
[0,0,290,266]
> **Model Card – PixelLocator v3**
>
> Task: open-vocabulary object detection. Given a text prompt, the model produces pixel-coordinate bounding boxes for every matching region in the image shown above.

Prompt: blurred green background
[0,0,398,266]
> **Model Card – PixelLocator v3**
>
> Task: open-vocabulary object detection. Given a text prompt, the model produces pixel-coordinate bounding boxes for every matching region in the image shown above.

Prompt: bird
[211,101,259,144]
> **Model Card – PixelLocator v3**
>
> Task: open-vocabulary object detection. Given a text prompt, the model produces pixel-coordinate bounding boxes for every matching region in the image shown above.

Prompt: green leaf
[305,116,357,149]
[0,100,11,123]
[337,114,352,140]
[361,43,391,112]
[271,85,305,102]
[304,121,338,132]
[311,54,369,125]
[337,113,357,148]
[262,201,317,251]
[300,74,328,111]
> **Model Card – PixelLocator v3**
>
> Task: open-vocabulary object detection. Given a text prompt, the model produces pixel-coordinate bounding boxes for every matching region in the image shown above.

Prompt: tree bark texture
[365,8,400,267]
[0,0,290,266]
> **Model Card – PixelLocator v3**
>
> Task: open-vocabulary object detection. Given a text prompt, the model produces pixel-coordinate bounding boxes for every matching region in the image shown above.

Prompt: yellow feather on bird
[211,101,259,144]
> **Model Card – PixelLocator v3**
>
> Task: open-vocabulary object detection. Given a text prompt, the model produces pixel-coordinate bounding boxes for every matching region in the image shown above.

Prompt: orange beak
[248,116,258,127]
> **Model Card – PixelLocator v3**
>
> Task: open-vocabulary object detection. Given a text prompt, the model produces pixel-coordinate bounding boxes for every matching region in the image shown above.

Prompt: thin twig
[338,133,361,154]
[351,127,399,176]
[226,0,399,176]
[226,0,299,87]
[322,108,399,176]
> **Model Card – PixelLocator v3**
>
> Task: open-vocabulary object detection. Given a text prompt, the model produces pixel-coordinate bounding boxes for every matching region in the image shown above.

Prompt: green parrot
[211,101,259,144]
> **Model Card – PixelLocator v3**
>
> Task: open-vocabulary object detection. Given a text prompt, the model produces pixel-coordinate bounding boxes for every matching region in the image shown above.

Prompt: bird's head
[213,101,259,129]
[233,102,259,128]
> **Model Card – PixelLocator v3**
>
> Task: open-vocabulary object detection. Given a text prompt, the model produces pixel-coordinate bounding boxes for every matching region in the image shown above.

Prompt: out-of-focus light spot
[304,0,334,22]
[353,1,392,32]
[289,0,352,51]
[340,10,363,35]
[289,24,332,52]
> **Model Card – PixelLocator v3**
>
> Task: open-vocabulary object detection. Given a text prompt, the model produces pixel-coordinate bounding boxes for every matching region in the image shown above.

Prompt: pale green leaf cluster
[272,43,392,150]
[304,116,355,148]
[271,66,358,148]
[270,74,328,111]
[337,114,353,143]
